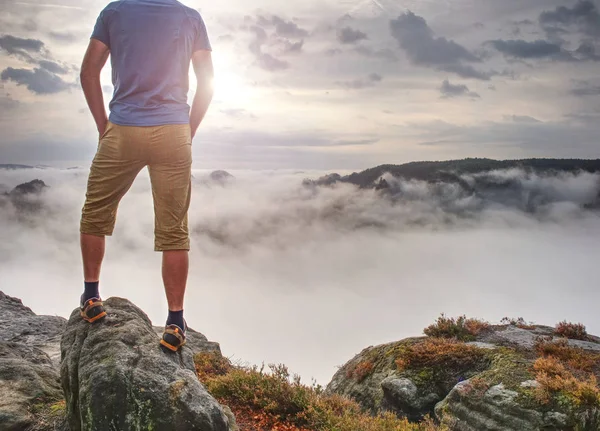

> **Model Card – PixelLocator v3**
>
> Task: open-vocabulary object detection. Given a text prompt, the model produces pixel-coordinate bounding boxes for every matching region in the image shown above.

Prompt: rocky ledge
[0,291,235,431]
[326,317,600,430]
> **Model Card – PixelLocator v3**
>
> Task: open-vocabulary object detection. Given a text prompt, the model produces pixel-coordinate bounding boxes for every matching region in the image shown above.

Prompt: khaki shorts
[80,121,192,251]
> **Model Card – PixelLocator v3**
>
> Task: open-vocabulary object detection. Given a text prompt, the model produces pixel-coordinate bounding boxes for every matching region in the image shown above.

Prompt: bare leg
[162,250,188,311]
[81,233,105,282]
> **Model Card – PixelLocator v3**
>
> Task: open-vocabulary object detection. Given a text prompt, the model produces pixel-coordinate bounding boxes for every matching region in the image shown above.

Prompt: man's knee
[155,239,190,252]
[80,206,116,237]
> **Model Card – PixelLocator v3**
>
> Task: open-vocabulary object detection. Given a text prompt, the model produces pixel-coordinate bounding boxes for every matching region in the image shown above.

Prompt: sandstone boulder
[61,297,233,431]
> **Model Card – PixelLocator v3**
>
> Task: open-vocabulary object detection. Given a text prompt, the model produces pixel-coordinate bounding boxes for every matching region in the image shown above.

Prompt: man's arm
[80,39,110,136]
[190,50,214,139]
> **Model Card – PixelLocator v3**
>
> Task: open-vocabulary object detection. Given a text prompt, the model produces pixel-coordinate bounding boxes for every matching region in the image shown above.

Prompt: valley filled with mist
[1,161,600,384]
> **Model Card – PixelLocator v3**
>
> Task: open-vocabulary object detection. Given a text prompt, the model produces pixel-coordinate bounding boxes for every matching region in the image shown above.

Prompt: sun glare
[212,70,249,104]
[190,51,252,106]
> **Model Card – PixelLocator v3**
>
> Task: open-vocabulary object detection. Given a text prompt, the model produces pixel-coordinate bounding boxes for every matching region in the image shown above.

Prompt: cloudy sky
[0,0,599,169]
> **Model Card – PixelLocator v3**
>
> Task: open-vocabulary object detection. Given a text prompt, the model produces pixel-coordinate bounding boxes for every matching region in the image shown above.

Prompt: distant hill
[0,164,34,170]
[339,158,600,188]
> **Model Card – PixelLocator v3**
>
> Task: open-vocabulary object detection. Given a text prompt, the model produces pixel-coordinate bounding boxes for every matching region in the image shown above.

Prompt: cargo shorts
[80,121,192,251]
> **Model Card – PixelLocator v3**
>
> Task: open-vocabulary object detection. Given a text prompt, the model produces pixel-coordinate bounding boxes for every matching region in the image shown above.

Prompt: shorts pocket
[99,122,113,141]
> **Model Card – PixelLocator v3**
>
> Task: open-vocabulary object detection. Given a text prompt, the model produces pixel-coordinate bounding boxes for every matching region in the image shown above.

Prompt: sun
[212,70,249,105]
[189,51,252,106]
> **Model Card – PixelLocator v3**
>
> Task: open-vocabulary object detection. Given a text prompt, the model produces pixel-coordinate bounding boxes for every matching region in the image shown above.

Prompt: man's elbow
[80,65,100,84]
[196,80,214,99]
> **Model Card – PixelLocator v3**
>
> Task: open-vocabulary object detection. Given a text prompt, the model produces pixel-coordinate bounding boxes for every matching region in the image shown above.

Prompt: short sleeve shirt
[91,0,211,126]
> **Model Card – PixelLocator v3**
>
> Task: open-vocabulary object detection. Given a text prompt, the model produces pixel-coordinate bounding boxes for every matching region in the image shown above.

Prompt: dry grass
[194,352,447,431]
[424,315,489,341]
[555,321,588,341]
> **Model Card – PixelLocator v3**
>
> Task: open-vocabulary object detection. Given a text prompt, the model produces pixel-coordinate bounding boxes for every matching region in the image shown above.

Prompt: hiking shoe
[160,321,187,352]
[80,296,107,323]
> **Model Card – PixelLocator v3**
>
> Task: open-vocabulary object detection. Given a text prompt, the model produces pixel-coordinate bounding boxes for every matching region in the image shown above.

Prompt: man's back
[92,0,211,126]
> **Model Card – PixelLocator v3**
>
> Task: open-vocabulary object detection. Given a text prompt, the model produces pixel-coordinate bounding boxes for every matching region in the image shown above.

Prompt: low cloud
[0,34,75,93]
[38,60,69,75]
[354,46,398,61]
[0,35,44,55]
[439,80,480,99]
[48,31,78,44]
[505,115,542,124]
[337,73,382,89]
[245,15,307,71]
[488,38,599,62]
[570,80,600,96]
[1,168,600,384]
[219,108,258,120]
[390,12,491,80]
[257,15,308,38]
[337,27,367,44]
[488,39,564,60]
[539,0,600,39]
[1,67,72,94]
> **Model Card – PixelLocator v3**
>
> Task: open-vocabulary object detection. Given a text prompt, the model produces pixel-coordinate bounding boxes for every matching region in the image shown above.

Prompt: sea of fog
[1,167,599,384]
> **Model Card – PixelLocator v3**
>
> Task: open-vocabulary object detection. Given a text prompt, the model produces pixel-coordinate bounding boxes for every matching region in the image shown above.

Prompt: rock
[520,380,539,388]
[465,342,496,350]
[0,291,66,366]
[209,170,235,184]
[7,179,48,212]
[435,382,568,431]
[480,324,600,352]
[9,179,48,196]
[0,342,65,431]
[61,297,233,431]
[325,343,399,414]
[381,377,440,421]
[153,326,222,356]
[326,337,489,418]
[221,406,239,431]
[327,324,600,430]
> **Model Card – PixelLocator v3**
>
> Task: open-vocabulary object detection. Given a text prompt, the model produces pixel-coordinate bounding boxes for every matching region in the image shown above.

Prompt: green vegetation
[395,338,491,393]
[28,400,67,430]
[343,158,600,188]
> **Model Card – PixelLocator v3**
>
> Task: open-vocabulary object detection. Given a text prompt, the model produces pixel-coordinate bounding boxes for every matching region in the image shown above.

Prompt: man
[78,0,214,352]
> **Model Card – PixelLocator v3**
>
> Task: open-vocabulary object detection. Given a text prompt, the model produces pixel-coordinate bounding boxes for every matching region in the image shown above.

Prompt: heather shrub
[395,338,489,372]
[555,321,588,341]
[535,338,600,373]
[500,317,536,329]
[346,360,375,382]
[424,314,488,341]
[194,351,233,380]
[533,357,600,408]
[196,352,447,430]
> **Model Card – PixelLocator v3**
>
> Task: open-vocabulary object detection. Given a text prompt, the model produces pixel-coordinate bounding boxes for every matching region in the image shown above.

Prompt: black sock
[83,281,100,302]
[167,310,185,331]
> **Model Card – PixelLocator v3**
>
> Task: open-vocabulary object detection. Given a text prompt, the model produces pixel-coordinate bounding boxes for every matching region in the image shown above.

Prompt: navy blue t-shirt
[91,0,211,126]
